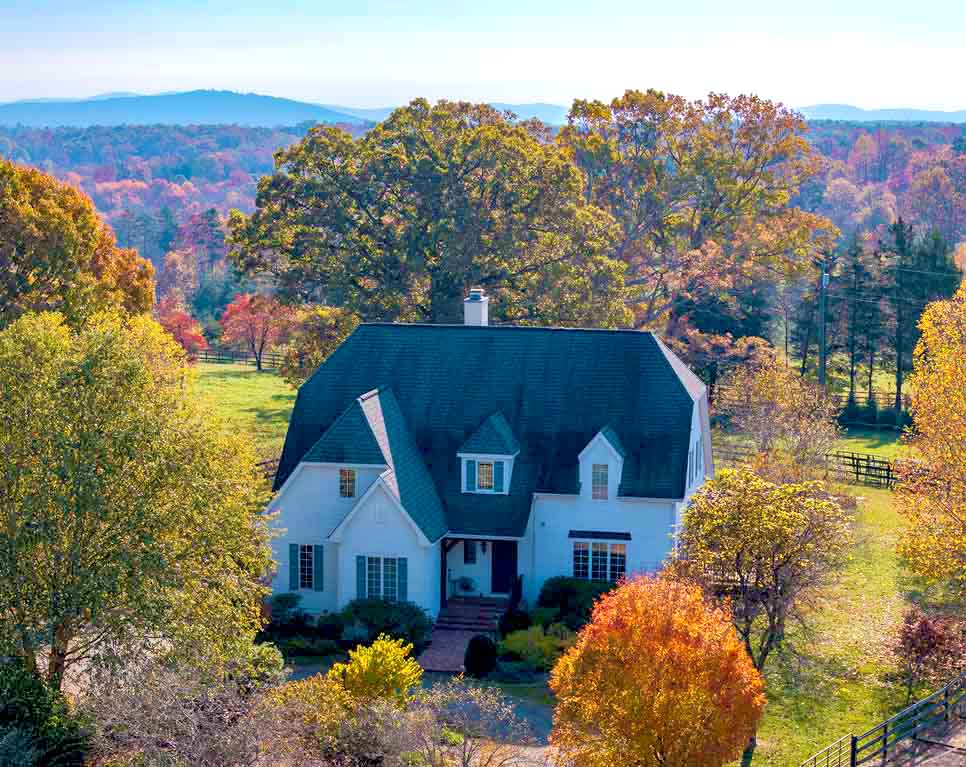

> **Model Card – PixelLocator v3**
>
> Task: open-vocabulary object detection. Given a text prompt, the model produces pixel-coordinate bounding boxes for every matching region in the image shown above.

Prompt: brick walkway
[416,628,477,672]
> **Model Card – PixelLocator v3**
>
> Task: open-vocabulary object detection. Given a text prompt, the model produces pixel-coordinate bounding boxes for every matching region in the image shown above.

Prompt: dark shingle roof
[599,425,627,458]
[276,324,697,537]
[460,412,520,455]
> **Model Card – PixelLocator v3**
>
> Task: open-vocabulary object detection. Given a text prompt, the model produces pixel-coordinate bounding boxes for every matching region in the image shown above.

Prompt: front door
[490,540,518,595]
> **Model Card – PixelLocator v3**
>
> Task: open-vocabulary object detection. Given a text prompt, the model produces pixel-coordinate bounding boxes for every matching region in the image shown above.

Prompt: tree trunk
[740,735,758,767]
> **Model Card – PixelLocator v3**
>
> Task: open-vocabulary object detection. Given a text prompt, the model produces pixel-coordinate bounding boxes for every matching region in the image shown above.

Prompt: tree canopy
[0,159,154,328]
[229,99,630,327]
[0,311,272,688]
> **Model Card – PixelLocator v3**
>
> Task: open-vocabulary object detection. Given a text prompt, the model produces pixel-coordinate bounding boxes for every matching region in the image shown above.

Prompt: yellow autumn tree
[549,576,765,767]
[896,283,966,593]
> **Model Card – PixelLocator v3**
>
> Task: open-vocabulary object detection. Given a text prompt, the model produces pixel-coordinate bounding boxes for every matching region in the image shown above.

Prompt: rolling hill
[801,103,966,123]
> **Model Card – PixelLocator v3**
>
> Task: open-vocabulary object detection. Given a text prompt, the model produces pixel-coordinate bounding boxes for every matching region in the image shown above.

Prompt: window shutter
[397,557,408,602]
[313,545,324,591]
[356,555,366,598]
[494,461,504,492]
[289,544,299,590]
[465,460,476,492]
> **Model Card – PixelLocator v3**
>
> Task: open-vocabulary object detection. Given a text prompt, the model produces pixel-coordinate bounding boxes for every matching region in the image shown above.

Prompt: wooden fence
[715,444,897,489]
[256,458,280,480]
[197,347,284,369]
[801,671,966,766]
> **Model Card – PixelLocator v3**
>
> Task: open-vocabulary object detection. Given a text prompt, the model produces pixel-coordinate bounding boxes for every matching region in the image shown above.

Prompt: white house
[267,289,713,617]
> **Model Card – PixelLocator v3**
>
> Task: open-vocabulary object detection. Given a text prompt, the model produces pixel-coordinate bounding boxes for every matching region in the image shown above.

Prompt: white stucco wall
[267,463,384,614]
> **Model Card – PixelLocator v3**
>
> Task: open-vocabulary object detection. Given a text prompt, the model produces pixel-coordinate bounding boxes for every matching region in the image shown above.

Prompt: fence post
[850,734,858,767]
[944,685,950,722]
[881,721,888,763]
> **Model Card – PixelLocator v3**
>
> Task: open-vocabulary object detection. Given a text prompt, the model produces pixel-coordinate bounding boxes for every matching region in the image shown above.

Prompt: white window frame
[340,468,357,498]
[299,544,315,590]
[458,452,517,496]
[591,463,609,500]
[477,461,495,490]
[366,555,401,602]
[572,540,627,583]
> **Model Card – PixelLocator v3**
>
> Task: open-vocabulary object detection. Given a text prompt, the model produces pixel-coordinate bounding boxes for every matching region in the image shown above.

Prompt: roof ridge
[360,322,657,336]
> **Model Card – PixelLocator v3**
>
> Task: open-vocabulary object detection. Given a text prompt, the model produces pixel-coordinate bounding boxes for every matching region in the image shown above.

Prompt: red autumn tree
[549,576,765,767]
[219,293,291,371]
[156,296,207,360]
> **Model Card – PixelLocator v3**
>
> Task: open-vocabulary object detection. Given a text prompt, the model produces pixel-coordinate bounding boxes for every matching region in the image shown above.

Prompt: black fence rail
[197,347,284,369]
[256,458,280,480]
[801,672,966,767]
[714,444,898,489]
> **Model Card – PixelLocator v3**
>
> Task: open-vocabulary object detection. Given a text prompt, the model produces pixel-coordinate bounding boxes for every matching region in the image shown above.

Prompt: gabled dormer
[458,412,519,495]
[578,425,626,501]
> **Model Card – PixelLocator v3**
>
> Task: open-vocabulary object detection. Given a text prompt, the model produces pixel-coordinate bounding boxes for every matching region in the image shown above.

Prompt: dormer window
[459,413,519,495]
[592,464,609,500]
[478,461,494,490]
[463,458,506,493]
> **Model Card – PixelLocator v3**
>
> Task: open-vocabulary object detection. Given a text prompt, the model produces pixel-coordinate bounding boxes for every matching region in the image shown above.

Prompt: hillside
[0,90,367,128]
[801,103,966,122]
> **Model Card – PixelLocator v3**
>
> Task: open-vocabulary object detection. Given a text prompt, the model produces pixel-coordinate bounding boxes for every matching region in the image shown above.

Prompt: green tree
[0,160,154,328]
[0,312,272,689]
[279,305,360,388]
[229,99,629,327]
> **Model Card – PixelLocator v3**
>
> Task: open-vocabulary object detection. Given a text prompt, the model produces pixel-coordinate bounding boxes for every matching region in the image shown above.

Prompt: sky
[3,0,965,109]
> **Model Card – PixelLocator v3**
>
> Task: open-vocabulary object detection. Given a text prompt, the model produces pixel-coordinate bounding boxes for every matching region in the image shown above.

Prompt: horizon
[4,0,966,110]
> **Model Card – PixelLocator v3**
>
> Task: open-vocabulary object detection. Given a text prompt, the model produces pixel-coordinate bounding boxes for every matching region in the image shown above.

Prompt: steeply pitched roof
[599,425,627,458]
[302,396,386,465]
[460,412,520,455]
[276,324,699,536]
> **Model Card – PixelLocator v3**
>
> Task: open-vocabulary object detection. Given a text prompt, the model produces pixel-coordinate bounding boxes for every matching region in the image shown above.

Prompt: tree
[558,90,835,330]
[157,295,208,359]
[677,468,851,762]
[0,159,154,328]
[0,312,272,689]
[279,305,360,388]
[892,608,966,703]
[229,99,630,327]
[895,284,966,593]
[549,576,765,767]
[219,293,292,370]
[326,634,423,705]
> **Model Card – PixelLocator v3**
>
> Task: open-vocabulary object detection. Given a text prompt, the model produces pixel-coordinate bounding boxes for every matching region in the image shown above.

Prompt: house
[267,289,713,617]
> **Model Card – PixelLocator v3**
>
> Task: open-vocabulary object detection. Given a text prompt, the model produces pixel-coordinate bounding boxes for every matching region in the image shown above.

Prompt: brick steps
[417,598,510,673]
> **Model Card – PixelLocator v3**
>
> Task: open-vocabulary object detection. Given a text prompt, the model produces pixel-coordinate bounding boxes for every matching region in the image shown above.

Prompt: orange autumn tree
[549,576,765,767]
[219,293,291,371]
[157,296,208,360]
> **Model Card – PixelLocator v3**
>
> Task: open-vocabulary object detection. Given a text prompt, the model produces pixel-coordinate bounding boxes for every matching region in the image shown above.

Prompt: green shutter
[313,545,324,591]
[397,557,408,602]
[465,460,476,491]
[289,544,299,590]
[356,555,366,599]
[494,461,504,492]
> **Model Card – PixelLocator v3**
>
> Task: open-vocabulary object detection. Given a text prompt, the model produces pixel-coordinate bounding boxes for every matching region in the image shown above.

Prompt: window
[382,558,398,601]
[573,542,589,579]
[477,462,494,490]
[464,540,477,564]
[340,468,356,498]
[299,544,314,589]
[367,555,382,599]
[365,556,403,601]
[592,463,608,499]
[573,541,626,583]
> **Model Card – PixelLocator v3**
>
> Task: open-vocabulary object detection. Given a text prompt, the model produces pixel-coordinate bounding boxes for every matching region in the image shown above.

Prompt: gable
[276,325,698,524]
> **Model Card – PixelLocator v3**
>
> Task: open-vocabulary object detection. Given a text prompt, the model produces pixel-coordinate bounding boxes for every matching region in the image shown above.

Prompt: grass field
[192,362,296,459]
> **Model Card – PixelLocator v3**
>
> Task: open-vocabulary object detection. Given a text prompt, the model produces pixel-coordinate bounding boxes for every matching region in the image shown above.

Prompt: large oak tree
[229,99,630,327]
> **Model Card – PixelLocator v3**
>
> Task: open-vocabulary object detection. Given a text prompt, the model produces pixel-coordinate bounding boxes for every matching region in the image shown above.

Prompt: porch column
[440,538,459,609]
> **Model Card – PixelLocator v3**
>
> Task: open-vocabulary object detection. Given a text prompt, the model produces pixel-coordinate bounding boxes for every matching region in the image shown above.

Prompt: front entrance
[490,540,518,595]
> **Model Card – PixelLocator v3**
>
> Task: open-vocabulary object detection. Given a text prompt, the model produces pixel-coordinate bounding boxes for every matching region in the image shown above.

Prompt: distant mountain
[0,90,366,128]
[800,103,966,123]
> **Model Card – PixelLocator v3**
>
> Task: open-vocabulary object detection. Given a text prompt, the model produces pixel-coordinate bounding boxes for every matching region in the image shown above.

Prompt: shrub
[838,395,862,426]
[228,641,287,692]
[862,395,879,425]
[489,660,543,684]
[0,660,87,766]
[317,613,345,641]
[537,577,613,630]
[498,609,532,637]
[530,606,559,627]
[281,637,341,658]
[499,625,574,672]
[327,634,423,704]
[339,599,433,651]
[264,592,314,639]
[464,635,498,678]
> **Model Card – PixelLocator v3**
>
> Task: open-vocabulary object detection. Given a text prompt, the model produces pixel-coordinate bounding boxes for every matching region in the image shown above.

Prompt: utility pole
[818,267,829,387]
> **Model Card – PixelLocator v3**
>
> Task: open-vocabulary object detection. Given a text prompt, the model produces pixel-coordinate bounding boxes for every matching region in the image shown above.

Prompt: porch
[439,536,520,608]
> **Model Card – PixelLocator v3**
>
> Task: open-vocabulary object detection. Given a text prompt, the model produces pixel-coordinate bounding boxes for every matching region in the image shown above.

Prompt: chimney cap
[466,287,487,302]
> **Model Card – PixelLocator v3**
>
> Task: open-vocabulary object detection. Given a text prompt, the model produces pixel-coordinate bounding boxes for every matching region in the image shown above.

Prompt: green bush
[537,576,613,630]
[498,609,531,638]
[530,606,559,627]
[228,641,287,692]
[464,635,498,678]
[838,395,863,426]
[339,599,433,652]
[264,592,314,638]
[0,660,88,766]
[499,625,575,672]
[317,612,345,641]
[280,637,341,658]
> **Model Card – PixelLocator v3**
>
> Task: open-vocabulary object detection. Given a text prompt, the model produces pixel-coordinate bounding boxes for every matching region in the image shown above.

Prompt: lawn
[750,488,912,765]
[192,362,296,459]
[835,427,907,459]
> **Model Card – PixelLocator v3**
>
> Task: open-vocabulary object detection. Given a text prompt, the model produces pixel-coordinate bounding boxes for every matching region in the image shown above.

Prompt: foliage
[219,292,292,370]
[896,283,966,593]
[339,598,433,651]
[536,576,614,630]
[678,467,853,673]
[156,294,208,358]
[892,607,966,702]
[498,609,532,637]
[463,635,498,678]
[279,305,360,388]
[0,159,154,328]
[0,312,272,689]
[715,354,841,478]
[327,634,423,705]
[499,625,574,672]
[229,99,631,327]
[0,660,88,767]
[549,576,765,767]
[278,636,341,658]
